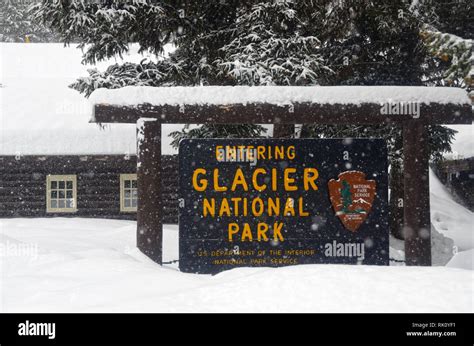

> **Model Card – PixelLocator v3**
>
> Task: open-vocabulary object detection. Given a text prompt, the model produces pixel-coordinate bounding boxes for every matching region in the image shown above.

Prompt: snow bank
[90,85,471,110]
[0,218,472,313]
[431,225,456,265]
[370,169,471,266]
[447,249,474,271]
[430,169,474,251]
[390,225,456,266]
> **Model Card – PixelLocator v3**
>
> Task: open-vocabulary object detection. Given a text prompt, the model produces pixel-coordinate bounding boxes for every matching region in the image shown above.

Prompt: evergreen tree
[0,0,59,42]
[341,180,352,213]
[169,124,267,149]
[33,0,467,239]
[214,1,331,86]
[416,0,473,40]
[421,29,472,87]
[298,0,457,161]
[416,0,473,91]
[33,0,462,153]
[34,0,269,138]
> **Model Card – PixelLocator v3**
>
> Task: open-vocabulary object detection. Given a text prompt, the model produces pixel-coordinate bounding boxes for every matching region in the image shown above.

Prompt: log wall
[0,155,178,223]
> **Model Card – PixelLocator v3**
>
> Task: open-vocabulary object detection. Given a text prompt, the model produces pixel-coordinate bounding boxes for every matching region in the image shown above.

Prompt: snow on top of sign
[0,43,174,156]
[89,85,471,111]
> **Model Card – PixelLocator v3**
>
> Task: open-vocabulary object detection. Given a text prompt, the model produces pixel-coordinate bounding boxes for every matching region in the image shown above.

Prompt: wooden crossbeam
[94,103,472,125]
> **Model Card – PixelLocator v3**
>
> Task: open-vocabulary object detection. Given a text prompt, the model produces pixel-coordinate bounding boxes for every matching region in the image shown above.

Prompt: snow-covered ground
[0,218,472,313]
[0,169,472,313]
[430,169,474,252]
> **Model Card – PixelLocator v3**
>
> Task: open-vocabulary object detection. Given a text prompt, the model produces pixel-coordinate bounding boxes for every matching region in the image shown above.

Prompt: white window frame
[120,174,138,212]
[46,175,77,213]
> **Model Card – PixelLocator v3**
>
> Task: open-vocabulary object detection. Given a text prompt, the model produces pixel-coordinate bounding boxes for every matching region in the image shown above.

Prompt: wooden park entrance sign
[179,138,388,273]
[90,86,472,270]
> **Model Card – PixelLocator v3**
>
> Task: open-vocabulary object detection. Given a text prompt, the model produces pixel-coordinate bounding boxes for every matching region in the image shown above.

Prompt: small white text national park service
[18,320,56,340]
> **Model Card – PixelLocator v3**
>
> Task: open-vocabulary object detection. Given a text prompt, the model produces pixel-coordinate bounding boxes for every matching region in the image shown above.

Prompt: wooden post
[403,122,431,266]
[389,159,405,239]
[137,119,162,264]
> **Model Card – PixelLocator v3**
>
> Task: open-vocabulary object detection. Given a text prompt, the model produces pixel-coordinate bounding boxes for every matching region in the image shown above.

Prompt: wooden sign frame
[93,90,472,267]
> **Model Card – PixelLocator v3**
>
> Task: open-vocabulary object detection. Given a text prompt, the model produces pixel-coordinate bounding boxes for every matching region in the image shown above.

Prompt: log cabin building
[0,43,178,222]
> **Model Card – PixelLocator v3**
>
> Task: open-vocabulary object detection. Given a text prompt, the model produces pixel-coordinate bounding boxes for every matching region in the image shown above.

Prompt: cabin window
[46,175,77,213]
[120,174,138,212]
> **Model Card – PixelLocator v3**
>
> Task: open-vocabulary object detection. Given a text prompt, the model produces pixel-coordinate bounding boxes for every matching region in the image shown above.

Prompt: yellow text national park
[191,164,320,242]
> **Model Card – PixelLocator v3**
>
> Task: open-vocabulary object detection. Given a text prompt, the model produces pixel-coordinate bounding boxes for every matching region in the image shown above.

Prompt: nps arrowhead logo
[328,171,376,232]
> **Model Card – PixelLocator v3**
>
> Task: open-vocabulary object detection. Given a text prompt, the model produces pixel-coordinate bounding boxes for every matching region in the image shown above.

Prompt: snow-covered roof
[0,43,148,156]
[90,85,472,110]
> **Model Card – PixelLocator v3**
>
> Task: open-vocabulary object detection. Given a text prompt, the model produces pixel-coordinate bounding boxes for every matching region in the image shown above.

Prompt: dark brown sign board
[179,138,389,274]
